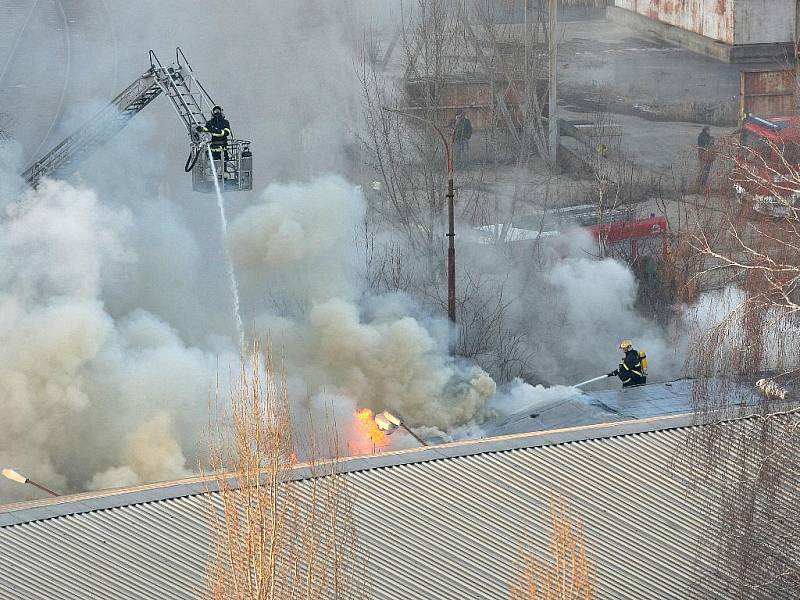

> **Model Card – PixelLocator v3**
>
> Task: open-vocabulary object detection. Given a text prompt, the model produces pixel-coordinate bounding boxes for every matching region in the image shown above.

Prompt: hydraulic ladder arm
[20,48,251,193]
[21,70,163,188]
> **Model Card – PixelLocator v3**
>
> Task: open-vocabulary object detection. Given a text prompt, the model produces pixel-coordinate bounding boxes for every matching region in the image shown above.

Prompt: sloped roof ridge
[0,412,700,528]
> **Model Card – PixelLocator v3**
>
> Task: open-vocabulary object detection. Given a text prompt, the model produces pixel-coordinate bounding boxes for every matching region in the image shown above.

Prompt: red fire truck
[733,116,800,218]
[475,209,668,266]
[589,214,667,263]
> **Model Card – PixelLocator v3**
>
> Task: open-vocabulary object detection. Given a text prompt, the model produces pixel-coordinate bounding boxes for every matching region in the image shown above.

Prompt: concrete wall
[614,0,734,43]
[734,0,795,44]
[614,0,795,45]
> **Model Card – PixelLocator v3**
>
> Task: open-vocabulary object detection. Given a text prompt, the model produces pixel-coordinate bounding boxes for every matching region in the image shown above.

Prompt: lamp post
[2,468,59,497]
[383,107,462,327]
[374,410,428,447]
[548,0,559,164]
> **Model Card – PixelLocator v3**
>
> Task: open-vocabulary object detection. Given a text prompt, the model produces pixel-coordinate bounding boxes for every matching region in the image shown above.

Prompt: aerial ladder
[21,47,252,193]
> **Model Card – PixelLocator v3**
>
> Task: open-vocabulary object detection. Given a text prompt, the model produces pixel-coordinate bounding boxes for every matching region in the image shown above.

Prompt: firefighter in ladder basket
[204,105,231,162]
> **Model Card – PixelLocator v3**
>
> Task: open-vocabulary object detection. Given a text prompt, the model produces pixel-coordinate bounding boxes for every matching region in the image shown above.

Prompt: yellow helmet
[619,339,633,351]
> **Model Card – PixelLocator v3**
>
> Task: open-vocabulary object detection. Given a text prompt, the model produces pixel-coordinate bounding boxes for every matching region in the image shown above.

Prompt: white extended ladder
[148,48,217,140]
[21,48,218,189]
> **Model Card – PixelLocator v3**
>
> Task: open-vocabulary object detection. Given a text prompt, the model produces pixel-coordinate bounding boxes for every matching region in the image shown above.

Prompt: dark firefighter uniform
[204,106,231,160]
[609,340,647,388]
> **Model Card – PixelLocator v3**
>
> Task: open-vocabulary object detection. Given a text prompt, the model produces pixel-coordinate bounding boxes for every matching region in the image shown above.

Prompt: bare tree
[355,1,562,380]
[203,342,370,600]
[684,134,800,598]
[509,496,596,600]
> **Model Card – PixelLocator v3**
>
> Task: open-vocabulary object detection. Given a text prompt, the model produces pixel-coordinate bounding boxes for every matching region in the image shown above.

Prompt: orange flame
[351,408,390,454]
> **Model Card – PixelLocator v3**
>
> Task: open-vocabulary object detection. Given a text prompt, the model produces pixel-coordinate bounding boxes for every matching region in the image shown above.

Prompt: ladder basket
[192,139,253,193]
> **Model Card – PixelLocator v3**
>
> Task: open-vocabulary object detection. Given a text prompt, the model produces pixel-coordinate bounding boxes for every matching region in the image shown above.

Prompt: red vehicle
[590,215,667,263]
[475,214,668,266]
[733,116,800,218]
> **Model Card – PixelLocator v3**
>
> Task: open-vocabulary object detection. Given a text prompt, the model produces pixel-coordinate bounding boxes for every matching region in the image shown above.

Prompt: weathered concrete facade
[734,0,795,44]
[614,0,733,43]
[611,0,796,61]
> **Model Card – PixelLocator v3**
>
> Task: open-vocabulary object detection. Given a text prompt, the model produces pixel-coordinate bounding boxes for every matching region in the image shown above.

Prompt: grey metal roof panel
[0,413,695,527]
[586,378,698,417]
[0,414,745,600]
[485,380,692,437]
[486,395,626,436]
[487,379,772,439]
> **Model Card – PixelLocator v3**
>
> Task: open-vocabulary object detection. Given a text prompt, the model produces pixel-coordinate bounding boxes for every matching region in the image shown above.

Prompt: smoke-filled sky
[0,1,693,502]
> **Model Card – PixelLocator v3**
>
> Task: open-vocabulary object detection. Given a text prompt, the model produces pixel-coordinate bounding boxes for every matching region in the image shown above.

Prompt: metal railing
[192,139,252,192]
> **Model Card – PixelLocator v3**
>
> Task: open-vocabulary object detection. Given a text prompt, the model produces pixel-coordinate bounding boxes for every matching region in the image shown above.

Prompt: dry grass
[203,341,370,600]
[509,497,596,600]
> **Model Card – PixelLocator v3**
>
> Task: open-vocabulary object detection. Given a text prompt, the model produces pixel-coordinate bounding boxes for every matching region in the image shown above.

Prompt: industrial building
[0,389,790,600]
[608,0,797,61]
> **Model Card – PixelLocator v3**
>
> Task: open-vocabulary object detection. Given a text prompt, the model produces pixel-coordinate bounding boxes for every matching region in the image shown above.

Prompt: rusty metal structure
[613,0,796,48]
[615,0,735,43]
[739,69,797,121]
[403,75,532,131]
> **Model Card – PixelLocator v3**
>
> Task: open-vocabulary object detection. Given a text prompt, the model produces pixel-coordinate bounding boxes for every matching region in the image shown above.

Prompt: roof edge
[0,412,698,528]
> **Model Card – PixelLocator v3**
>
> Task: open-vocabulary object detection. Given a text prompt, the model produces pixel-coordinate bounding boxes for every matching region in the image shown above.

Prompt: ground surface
[559,19,785,122]
[1,8,776,204]
[461,16,770,222]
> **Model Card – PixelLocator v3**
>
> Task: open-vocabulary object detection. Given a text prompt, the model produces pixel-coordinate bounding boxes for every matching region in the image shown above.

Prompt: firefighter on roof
[608,340,647,388]
[204,105,231,160]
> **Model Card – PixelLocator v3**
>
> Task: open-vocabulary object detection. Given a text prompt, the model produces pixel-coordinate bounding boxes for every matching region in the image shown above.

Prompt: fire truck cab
[733,115,800,218]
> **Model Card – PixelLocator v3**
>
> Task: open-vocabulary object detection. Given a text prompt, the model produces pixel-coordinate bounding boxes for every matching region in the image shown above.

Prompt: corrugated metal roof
[0,413,749,599]
[487,379,768,437]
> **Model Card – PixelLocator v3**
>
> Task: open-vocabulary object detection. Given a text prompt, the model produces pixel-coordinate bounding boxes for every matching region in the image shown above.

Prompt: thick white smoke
[0,180,230,499]
[0,175,497,501]
[228,176,496,432]
[89,411,191,490]
[0,176,682,501]
[0,1,702,503]
[0,2,418,501]
[458,226,685,389]
[541,244,683,384]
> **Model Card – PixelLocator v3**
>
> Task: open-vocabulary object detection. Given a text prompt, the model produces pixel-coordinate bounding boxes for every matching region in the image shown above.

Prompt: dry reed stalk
[202,341,370,600]
[509,496,596,600]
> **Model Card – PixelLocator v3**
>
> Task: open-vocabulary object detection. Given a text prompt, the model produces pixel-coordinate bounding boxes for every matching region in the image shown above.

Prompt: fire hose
[186,127,212,172]
[571,374,613,389]
[184,146,200,172]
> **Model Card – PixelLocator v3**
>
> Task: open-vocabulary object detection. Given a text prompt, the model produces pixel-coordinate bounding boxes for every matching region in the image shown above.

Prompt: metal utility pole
[382,108,461,329]
[26,479,59,497]
[374,411,428,447]
[524,0,529,100]
[548,0,559,164]
[446,153,456,325]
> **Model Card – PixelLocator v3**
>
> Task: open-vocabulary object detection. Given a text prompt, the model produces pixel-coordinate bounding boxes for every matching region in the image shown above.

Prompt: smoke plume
[0,1,698,504]
[228,176,497,432]
[0,180,228,499]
